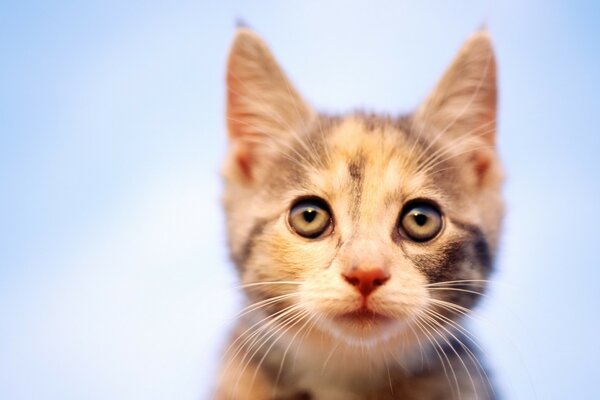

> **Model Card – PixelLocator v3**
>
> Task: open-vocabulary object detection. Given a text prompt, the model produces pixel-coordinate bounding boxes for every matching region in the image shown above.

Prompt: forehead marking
[320,116,436,238]
[347,154,365,222]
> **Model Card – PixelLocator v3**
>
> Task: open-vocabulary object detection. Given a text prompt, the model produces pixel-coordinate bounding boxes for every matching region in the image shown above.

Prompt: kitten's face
[223,29,502,346]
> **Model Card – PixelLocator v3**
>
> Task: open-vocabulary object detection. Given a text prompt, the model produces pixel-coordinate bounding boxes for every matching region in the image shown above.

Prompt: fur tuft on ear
[225,28,314,184]
[415,31,499,188]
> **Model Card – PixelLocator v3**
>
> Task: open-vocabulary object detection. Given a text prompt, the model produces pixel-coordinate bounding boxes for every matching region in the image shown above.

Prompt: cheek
[300,264,358,315]
[271,234,339,276]
[405,240,488,310]
[243,224,339,290]
[370,260,431,313]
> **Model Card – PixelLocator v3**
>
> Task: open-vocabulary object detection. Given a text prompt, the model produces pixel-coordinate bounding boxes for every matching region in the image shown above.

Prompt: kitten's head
[222,29,502,346]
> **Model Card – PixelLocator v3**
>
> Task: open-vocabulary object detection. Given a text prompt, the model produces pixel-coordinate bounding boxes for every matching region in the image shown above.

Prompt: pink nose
[342,268,390,297]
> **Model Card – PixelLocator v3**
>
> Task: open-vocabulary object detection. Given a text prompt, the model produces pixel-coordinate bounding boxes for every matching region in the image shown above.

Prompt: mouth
[335,306,392,324]
[321,305,408,344]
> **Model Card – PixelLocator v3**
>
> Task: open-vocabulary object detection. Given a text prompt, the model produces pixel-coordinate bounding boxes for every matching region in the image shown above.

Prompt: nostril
[345,276,360,287]
[373,277,385,287]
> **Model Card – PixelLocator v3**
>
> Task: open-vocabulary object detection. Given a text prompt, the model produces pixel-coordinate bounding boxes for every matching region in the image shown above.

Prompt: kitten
[215,28,503,400]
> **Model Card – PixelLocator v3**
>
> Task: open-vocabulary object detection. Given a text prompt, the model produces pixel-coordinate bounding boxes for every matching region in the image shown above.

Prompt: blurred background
[1,1,599,399]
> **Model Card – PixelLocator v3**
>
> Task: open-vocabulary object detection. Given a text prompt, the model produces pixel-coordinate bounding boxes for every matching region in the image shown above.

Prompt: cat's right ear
[224,28,314,184]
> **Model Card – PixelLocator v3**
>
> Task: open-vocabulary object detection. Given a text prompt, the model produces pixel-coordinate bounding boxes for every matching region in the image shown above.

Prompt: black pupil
[303,209,317,223]
[414,212,428,226]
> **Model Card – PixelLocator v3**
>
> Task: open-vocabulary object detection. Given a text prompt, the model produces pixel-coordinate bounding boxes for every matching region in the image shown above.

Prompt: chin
[321,311,410,347]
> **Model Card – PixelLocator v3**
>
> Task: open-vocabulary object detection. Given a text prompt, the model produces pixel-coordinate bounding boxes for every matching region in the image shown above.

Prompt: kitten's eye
[399,201,443,242]
[288,198,333,239]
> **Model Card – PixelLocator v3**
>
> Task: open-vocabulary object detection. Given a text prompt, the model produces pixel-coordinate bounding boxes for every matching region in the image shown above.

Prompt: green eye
[288,198,333,239]
[399,201,443,242]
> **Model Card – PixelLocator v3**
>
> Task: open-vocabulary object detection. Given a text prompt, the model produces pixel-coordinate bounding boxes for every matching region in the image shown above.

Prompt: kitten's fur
[216,28,503,400]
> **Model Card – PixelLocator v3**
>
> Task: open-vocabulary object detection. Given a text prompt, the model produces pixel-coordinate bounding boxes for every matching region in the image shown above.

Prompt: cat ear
[415,31,497,144]
[225,28,314,183]
[414,31,498,187]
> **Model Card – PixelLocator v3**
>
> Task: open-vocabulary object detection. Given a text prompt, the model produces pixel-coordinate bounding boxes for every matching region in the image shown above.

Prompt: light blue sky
[1,1,599,399]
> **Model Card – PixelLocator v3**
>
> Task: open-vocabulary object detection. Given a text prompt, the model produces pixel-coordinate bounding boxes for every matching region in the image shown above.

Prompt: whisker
[385,353,394,394]
[243,309,310,394]
[232,293,299,321]
[418,142,494,177]
[423,310,494,399]
[416,125,496,175]
[406,321,426,370]
[321,340,341,373]
[424,309,482,353]
[236,132,324,176]
[413,316,461,399]
[292,310,321,371]
[223,305,304,400]
[235,281,303,289]
[272,311,318,393]
[278,74,327,170]
[230,308,305,393]
[427,287,488,298]
[315,115,333,167]
[430,311,495,399]
[416,119,495,170]
[420,314,475,399]
[221,303,303,369]
[428,298,477,319]
[425,279,493,287]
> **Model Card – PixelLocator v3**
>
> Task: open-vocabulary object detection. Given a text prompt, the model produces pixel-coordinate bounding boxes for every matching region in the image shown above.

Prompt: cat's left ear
[414,31,499,186]
[416,31,497,144]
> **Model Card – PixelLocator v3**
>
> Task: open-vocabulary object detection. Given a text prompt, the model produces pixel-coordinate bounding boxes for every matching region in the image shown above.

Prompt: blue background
[1,1,599,399]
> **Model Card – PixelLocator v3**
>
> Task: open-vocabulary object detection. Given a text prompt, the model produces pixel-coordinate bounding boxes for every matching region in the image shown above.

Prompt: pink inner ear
[227,68,255,181]
[471,150,492,187]
[232,143,254,181]
[236,149,252,180]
